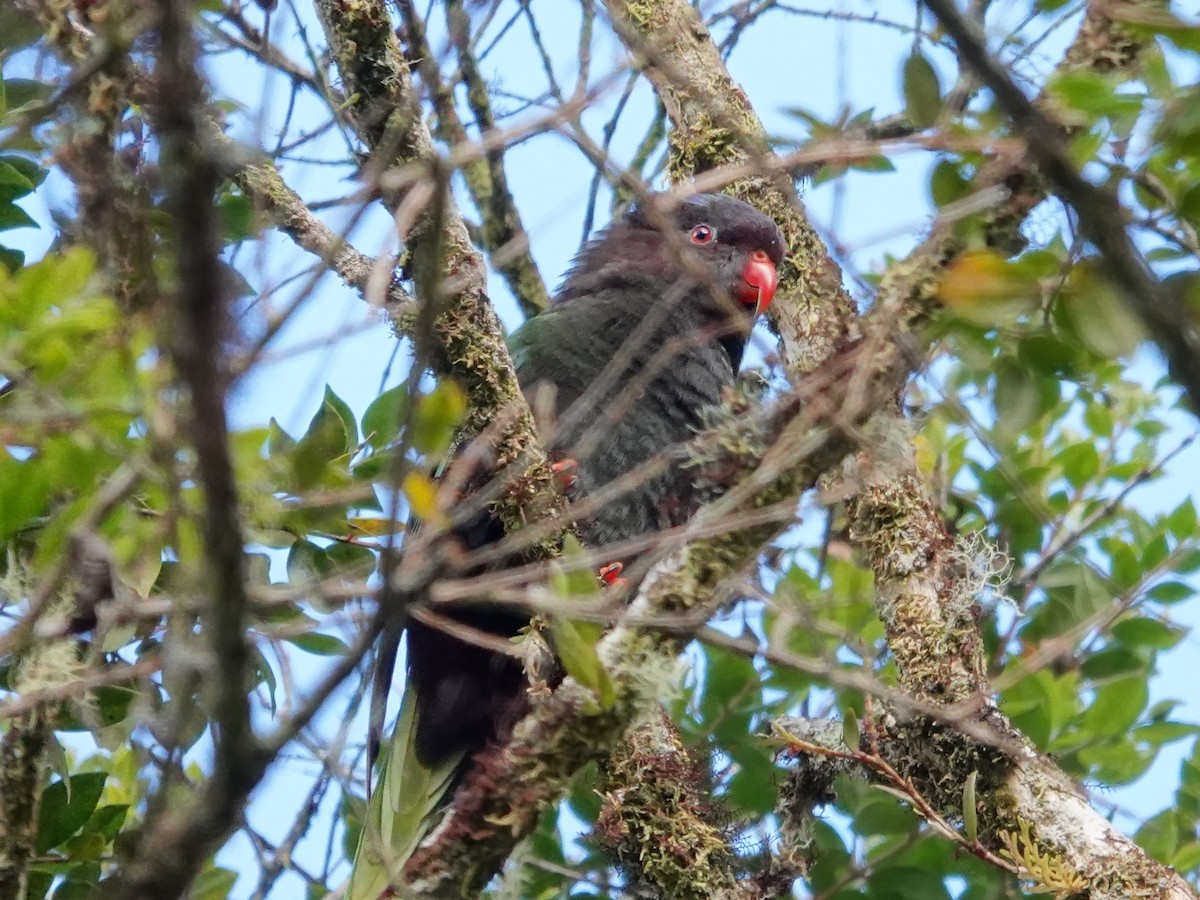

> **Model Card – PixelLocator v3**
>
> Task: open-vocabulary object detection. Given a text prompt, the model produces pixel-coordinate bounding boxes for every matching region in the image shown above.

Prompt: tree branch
[211,133,417,315]
[104,0,257,893]
[394,0,549,317]
[445,0,550,316]
[0,713,50,896]
[312,0,551,485]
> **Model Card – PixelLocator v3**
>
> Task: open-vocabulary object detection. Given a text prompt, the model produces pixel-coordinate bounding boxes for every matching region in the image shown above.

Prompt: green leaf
[962,771,978,842]
[37,772,107,853]
[0,161,34,202]
[286,632,349,656]
[411,381,467,457]
[218,189,255,242]
[94,684,137,727]
[1112,616,1184,650]
[1019,333,1085,377]
[1082,398,1114,437]
[0,453,50,546]
[85,804,129,843]
[51,874,100,898]
[362,384,409,450]
[550,535,603,599]
[1057,442,1100,489]
[903,50,942,129]
[1058,264,1144,359]
[842,709,860,750]
[323,540,377,580]
[0,79,52,112]
[929,159,969,208]
[0,6,43,51]
[848,154,895,174]
[1051,71,1144,124]
[267,418,296,458]
[249,643,277,714]
[723,744,778,814]
[993,358,1040,434]
[190,866,238,900]
[857,787,919,834]
[0,201,37,230]
[1171,841,1200,873]
[1167,499,1197,540]
[1148,580,1194,604]
[1134,721,1200,747]
[549,616,614,711]
[0,243,23,273]
[1080,647,1147,681]
[4,247,95,326]
[1077,736,1153,784]
[1080,676,1148,736]
[287,539,330,583]
[292,389,355,490]
[0,155,47,189]
[322,385,360,448]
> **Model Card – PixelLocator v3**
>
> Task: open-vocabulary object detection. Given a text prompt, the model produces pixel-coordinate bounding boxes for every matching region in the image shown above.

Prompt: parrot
[347,193,785,898]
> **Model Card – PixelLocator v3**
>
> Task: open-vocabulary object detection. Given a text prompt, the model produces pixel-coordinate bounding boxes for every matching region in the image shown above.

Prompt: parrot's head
[558,192,785,319]
[627,193,785,318]
[555,192,785,368]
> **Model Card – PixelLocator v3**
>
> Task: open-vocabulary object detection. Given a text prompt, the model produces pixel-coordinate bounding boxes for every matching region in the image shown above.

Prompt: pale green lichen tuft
[998,818,1087,898]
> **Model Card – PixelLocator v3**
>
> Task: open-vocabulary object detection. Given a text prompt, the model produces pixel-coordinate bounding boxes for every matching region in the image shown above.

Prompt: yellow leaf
[938,250,1039,325]
[347,516,403,537]
[402,471,444,526]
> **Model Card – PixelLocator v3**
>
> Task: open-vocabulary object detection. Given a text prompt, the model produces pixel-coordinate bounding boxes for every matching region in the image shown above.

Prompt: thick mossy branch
[809,4,1195,895]
[313,0,555,498]
[0,713,50,897]
[847,474,988,703]
[849,0,1155,704]
[607,0,1193,897]
[595,712,738,900]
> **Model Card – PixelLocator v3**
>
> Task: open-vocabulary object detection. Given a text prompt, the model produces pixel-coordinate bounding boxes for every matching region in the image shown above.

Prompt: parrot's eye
[690,224,715,244]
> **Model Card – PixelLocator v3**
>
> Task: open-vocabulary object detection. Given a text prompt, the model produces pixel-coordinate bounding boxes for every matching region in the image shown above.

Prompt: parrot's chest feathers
[545,299,738,549]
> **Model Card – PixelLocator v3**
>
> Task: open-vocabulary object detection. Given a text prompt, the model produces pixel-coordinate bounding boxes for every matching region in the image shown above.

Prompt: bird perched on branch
[348,193,784,898]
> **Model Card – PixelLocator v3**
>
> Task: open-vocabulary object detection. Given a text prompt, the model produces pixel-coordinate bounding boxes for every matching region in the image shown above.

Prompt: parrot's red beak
[735,249,778,315]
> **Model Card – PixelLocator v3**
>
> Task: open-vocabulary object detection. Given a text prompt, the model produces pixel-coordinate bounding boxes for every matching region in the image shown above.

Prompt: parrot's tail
[345,684,464,900]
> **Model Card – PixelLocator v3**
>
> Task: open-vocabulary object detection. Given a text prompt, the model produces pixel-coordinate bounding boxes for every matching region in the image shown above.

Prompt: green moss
[596,720,736,899]
[619,0,674,31]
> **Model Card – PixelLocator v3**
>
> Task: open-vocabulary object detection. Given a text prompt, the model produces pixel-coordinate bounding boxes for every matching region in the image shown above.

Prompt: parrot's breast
[516,295,736,555]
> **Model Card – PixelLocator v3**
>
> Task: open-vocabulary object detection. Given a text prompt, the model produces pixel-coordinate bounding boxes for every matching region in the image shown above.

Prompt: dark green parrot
[348,193,784,898]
